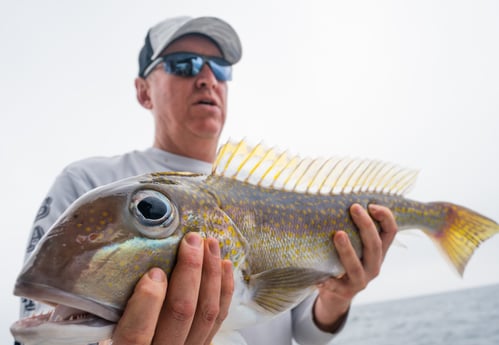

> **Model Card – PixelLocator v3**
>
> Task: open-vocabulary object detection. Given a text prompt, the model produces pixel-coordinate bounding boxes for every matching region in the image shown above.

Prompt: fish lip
[10,311,115,345]
[11,309,114,328]
[14,280,122,322]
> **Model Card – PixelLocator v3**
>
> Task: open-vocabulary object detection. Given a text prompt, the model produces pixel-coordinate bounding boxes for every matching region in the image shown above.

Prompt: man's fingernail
[185,232,203,247]
[148,268,165,282]
[208,238,221,256]
[336,232,348,247]
[368,204,381,215]
[222,260,233,276]
[351,204,362,216]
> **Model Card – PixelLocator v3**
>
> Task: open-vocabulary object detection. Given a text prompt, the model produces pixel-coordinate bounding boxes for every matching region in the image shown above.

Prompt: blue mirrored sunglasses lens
[208,61,232,81]
[164,57,200,77]
[163,54,231,81]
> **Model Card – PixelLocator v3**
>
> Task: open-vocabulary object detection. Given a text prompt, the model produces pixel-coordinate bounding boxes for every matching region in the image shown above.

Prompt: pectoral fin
[248,268,331,314]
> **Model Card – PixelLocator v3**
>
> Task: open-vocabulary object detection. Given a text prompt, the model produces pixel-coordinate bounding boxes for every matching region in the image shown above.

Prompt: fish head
[12,172,246,345]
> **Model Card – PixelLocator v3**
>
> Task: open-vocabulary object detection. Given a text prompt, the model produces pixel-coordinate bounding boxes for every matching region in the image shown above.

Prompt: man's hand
[313,204,398,332]
[111,233,234,345]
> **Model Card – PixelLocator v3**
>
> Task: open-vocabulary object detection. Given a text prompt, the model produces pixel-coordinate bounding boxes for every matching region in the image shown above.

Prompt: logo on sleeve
[27,226,45,253]
[21,297,37,313]
[35,197,52,221]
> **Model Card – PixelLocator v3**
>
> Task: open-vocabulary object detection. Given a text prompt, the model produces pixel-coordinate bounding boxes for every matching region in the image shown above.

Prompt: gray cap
[138,16,242,77]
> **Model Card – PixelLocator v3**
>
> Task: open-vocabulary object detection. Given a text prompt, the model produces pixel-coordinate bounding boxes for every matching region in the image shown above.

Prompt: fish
[11,139,499,345]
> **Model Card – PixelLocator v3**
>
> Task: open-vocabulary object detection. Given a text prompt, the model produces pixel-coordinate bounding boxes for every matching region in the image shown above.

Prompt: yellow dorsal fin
[213,139,419,196]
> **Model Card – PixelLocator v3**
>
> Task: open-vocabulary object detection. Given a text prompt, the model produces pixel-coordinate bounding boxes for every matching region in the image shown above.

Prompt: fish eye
[130,190,179,238]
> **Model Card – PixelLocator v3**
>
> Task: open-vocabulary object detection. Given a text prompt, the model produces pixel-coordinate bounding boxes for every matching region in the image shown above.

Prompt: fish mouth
[12,281,119,344]
[11,311,115,345]
[15,280,122,321]
[13,305,112,327]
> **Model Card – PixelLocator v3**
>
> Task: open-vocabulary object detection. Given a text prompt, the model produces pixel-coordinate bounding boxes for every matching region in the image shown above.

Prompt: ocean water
[333,284,499,345]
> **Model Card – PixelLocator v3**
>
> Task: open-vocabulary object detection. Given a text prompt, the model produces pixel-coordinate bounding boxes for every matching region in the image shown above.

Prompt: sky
[1,0,499,342]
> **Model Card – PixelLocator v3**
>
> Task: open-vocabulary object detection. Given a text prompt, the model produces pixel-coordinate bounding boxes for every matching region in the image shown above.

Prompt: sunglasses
[145,52,232,81]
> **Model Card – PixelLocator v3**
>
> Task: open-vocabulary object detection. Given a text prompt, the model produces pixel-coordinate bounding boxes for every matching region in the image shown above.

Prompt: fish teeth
[26,310,52,321]
[49,305,89,322]
[51,314,63,322]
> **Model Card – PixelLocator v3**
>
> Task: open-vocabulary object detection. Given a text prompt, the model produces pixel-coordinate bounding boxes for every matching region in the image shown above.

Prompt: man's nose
[195,63,218,89]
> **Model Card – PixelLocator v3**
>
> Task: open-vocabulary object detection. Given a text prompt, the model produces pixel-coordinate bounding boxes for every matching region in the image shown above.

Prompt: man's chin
[188,123,224,140]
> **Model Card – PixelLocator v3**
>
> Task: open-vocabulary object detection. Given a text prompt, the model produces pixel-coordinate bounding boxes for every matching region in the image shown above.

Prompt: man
[19,16,397,345]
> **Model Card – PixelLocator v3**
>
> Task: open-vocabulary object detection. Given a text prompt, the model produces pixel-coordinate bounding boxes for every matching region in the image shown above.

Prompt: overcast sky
[1,0,499,342]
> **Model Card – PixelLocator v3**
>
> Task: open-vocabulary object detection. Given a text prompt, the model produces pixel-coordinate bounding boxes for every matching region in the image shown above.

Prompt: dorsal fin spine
[251,145,274,185]
[315,158,338,194]
[329,159,350,194]
[381,166,404,195]
[401,172,418,195]
[270,154,300,189]
[374,164,394,193]
[356,160,378,193]
[261,150,288,186]
[282,157,305,190]
[394,170,412,195]
[392,167,415,195]
[351,160,371,193]
[213,141,229,174]
[366,161,385,193]
[337,159,358,194]
[213,140,418,196]
[306,158,330,193]
[235,141,258,178]
[223,140,246,177]
[237,143,262,180]
[292,158,315,191]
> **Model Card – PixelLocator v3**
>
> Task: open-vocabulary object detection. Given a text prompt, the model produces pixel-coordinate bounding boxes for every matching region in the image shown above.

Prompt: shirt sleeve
[291,292,349,345]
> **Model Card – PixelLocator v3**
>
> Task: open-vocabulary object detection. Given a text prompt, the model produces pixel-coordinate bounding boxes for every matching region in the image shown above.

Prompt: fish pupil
[138,196,168,220]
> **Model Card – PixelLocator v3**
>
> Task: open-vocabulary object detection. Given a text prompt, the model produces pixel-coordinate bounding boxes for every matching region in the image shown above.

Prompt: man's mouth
[194,95,217,106]
[198,99,215,105]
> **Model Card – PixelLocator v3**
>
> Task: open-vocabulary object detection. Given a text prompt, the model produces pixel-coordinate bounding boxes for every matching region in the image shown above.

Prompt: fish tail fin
[423,202,499,276]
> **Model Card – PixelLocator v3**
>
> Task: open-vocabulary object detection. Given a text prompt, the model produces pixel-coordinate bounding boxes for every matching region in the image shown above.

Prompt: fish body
[11,140,499,345]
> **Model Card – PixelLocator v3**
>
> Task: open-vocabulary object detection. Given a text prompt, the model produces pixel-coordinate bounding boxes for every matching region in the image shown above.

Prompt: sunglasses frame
[144,52,232,81]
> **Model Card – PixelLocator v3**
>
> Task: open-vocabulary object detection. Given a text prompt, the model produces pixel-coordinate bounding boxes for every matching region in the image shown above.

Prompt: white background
[1,0,498,342]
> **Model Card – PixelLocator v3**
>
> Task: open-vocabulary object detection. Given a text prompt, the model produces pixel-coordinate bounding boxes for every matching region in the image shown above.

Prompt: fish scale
[10,139,499,345]
[203,175,440,276]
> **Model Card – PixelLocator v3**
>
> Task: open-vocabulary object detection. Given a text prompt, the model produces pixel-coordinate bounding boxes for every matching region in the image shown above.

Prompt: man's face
[146,35,229,155]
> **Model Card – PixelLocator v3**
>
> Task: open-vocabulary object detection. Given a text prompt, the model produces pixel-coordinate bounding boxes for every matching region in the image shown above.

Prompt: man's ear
[135,77,153,109]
